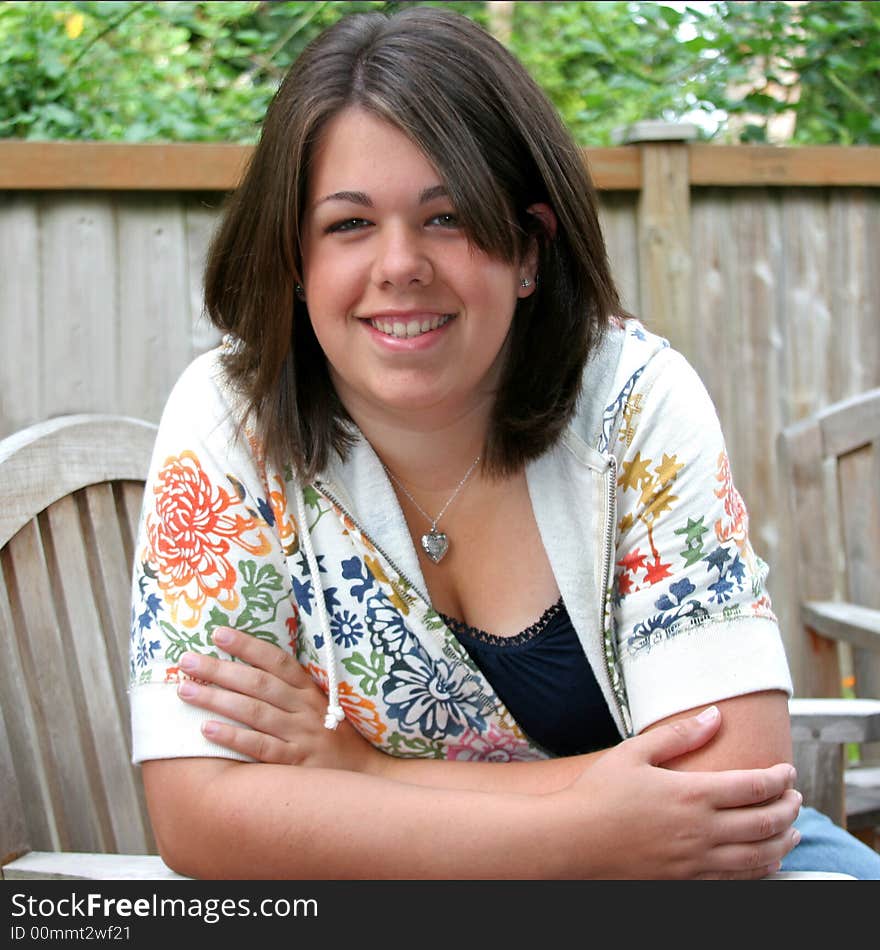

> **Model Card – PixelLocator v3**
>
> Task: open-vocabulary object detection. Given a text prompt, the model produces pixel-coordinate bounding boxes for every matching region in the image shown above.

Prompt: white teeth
[369,314,452,338]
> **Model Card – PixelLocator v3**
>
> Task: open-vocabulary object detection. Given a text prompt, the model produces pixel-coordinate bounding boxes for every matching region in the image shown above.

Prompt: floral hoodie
[129,320,792,763]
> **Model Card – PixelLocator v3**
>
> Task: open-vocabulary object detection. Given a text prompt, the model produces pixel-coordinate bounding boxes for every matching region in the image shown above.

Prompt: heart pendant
[421,529,449,564]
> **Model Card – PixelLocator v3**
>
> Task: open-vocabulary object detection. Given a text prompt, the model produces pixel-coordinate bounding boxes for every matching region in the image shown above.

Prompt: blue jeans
[780,806,880,879]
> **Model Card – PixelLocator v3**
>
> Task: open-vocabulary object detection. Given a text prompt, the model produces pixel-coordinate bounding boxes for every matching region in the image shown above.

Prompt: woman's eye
[428,213,459,228]
[326,218,370,234]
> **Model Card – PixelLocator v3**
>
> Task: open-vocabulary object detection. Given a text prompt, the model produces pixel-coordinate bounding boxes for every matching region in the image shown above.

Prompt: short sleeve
[609,347,793,734]
[128,350,300,763]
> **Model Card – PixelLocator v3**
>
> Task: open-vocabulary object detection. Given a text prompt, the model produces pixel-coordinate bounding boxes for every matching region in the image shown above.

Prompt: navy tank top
[439,597,620,757]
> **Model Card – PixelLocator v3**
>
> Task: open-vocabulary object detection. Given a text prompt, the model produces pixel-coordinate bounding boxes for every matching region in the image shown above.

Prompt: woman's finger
[212,626,310,687]
[703,826,801,877]
[179,647,327,717]
[177,678,304,739]
[711,788,802,845]
[201,719,301,765]
[178,650,293,711]
[701,762,798,809]
[633,705,723,766]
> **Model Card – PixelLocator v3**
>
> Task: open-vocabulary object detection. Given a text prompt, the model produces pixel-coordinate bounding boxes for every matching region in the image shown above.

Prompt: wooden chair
[0,414,181,879]
[779,388,880,846]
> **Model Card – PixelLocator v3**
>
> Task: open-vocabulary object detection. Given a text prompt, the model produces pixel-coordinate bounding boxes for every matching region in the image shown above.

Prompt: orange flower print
[307,664,387,745]
[146,451,272,628]
[338,509,376,553]
[268,475,298,554]
[714,451,749,553]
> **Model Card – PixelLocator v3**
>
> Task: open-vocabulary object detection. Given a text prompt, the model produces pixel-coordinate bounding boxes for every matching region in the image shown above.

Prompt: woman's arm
[142,703,799,880]
[177,627,792,793]
[177,626,601,794]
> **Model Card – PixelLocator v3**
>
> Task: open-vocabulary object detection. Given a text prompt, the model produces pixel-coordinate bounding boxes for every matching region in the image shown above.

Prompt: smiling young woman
[130,6,880,881]
[300,107,536,433]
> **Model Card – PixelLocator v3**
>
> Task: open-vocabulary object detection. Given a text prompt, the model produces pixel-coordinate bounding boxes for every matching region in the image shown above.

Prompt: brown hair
[204,6,623,481]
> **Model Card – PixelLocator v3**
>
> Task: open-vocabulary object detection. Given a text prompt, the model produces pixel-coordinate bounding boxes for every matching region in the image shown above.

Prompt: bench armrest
[2,851,188,880]
[802,602,880,652]
[789,697,880,743]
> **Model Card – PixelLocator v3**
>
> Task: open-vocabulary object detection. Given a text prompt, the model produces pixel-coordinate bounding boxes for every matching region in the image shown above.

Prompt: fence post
[614,120,698,355]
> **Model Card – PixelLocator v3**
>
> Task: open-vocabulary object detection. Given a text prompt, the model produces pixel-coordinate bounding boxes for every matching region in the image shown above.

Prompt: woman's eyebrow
[315,185,449,207]
[317,190,372,207]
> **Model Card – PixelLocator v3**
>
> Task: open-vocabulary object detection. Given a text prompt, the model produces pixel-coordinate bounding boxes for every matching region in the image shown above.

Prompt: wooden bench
[779,388,880,846]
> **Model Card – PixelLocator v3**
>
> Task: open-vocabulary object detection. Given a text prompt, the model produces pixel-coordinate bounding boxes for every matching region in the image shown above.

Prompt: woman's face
[300,108,536,428]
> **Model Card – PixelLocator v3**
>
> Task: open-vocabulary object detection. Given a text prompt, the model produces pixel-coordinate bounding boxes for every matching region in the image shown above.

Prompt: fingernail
[178,681,197,698]
[179,652,198,671]
[203,722,219,738]
[213,627,233,646]
[791,830,801,847]
[696,705,719,723]
[795,790,803,806]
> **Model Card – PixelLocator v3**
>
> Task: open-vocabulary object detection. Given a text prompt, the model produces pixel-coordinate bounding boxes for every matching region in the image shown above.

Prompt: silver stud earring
[520,277,532,288]
[295,283,306,301]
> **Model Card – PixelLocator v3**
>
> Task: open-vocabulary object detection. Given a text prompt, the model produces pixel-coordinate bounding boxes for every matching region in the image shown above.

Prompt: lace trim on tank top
[438,595,565,647]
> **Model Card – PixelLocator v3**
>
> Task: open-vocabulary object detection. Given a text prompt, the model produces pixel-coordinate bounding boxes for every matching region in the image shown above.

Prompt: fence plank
[184,200,224,355]
[0,196,41,438]
[636,142,692,356]
[116,196,192,422]
[40,195,118,421]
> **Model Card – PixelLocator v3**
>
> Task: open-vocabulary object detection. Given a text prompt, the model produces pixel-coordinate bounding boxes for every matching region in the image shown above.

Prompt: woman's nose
[372,224,433,288]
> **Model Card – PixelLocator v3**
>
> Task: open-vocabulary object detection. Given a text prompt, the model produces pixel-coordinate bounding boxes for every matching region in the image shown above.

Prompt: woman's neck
[344,396,492,493]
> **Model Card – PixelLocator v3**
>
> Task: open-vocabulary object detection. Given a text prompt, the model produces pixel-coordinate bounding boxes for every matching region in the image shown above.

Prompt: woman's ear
[527,202,558,240]
[518,203,558,296]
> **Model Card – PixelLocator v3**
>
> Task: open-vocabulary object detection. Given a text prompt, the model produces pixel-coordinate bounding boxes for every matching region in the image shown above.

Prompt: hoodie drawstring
[295,484,345,730]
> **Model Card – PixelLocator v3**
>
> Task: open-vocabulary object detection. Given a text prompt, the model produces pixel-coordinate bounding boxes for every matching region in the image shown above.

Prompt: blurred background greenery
[1,0,878,146]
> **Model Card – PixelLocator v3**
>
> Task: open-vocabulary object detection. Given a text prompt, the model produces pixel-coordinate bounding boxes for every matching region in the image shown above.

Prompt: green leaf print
[160,621,204,663]
[248,629,281,646]
[424,608,446,632]
[302,484,321,507]
[675,516,709,567]
[341,650,387,696]
[228,559,289,637]
[387,733,445,759]
[302,484,331,529]
[240,560,284,611]
[205,605,232,645]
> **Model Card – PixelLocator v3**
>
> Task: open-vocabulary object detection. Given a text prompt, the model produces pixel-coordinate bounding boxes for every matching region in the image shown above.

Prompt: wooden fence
[2,129,879,694]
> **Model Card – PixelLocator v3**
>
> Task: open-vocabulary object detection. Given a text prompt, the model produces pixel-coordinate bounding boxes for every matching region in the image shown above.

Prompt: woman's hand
[176,628,381,774]
[557,705,802,880]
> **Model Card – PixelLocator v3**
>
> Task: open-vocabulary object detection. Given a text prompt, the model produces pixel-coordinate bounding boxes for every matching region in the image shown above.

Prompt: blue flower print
[626,575,709,656]
[703,546,730,573]
[708,576,735,603]
[383,651,485,738]
[703,547,747,604]
[655,577,695,612]
[134,632,161,668]
[295,550,327,578]
[292,575,314,614]
[341,556,375,603]
[330,610,364,648]
[366,594,411,655]
[256,495,275,526]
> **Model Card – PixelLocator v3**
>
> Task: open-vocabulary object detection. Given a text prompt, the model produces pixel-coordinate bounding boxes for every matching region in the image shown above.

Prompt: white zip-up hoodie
[130,320,792,763]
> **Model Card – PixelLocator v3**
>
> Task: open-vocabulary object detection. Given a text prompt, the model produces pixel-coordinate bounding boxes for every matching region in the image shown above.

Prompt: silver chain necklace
[383,454,481,564]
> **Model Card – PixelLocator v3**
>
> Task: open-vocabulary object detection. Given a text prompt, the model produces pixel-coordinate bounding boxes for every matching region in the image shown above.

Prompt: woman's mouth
[367,313,454,339]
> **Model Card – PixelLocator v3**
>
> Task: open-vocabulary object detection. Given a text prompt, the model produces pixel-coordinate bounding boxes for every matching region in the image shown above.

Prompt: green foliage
[699,0,880,145]
[0,1,878,145]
